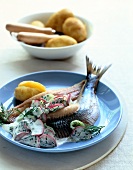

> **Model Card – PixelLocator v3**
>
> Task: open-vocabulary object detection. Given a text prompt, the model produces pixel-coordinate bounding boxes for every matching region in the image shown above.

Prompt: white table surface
[0,0,133,169]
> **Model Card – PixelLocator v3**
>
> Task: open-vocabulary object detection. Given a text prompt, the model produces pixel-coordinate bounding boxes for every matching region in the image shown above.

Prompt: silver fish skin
[76,56,111,125]
[46,57,111,138]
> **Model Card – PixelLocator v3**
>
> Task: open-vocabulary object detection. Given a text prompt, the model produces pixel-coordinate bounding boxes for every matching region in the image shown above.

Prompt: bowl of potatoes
[6,9,93,60]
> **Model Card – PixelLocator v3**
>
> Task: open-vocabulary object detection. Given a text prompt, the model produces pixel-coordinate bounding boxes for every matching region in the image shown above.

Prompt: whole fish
[46,57,111,137]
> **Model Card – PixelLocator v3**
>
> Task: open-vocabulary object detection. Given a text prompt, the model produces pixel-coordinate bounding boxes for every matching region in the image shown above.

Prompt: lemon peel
[18,81,46,92]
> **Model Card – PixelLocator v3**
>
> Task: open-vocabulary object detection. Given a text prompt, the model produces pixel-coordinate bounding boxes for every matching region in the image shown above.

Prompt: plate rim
[0,70,86,89]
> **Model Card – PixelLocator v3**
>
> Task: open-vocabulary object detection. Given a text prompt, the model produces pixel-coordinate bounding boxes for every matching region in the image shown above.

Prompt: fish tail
[86,56,111,79]
[86,56,111,90]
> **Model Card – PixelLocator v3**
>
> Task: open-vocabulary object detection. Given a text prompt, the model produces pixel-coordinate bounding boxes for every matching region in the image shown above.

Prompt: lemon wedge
[14,81,47,101]
[18,81,46,92]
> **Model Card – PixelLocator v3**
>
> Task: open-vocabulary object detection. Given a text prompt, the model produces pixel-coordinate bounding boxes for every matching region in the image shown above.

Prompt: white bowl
[14,12,93,60]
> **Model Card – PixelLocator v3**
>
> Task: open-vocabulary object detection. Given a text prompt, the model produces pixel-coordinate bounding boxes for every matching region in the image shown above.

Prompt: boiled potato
[14,81,46,101]
[62,17,87,42]
[30,20,45,28]
[45,35,77,47]
[45,8,74,32]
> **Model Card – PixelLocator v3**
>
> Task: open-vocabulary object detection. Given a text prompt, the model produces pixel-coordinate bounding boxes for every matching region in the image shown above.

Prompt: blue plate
[0,71,122,152]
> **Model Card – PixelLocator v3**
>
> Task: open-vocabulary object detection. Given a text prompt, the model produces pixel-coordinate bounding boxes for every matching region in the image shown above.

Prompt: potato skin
[14,81,46,101]
[30,20,45,28]
[14,86,41,101]
[45,35,77,47]
[62,17,87,42]
[45,8,74,32]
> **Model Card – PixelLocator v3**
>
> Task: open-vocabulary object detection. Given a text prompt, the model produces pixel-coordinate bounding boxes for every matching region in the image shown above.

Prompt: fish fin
[86,56,111,91]
[86,56,111,79]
